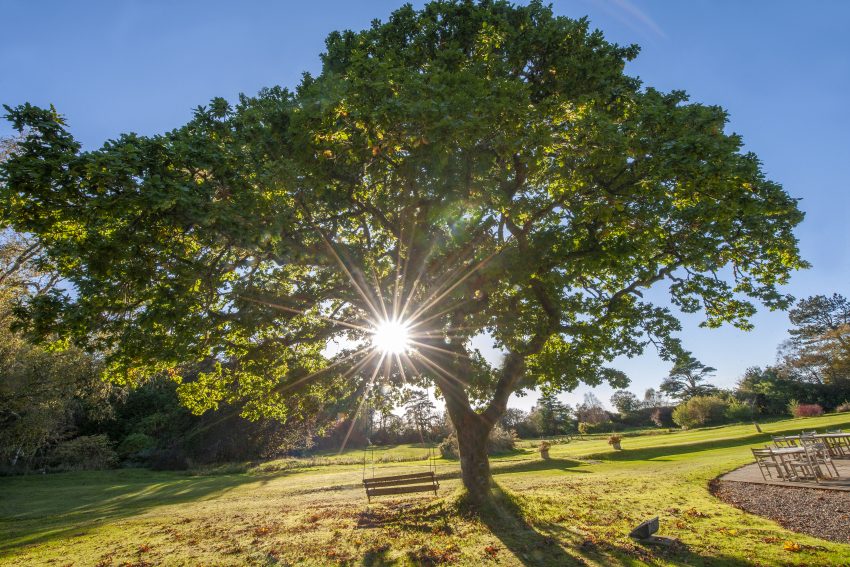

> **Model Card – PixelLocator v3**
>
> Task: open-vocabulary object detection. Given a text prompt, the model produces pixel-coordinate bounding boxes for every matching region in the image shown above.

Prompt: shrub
[117,432,156,460]
[49,435,118,471]
[487,425,518,453]
[438,426,517,459]
[836,401,850,413]
[616,405,674,428]
[438,436,458,459]
[577,422,589,436]
[724,400,753,422]
[672,396,729,429]
[584,420,615,434]
[149,445,190,470]
[786,399,799,417]
[650,407,674,427]
[792,403,824,418]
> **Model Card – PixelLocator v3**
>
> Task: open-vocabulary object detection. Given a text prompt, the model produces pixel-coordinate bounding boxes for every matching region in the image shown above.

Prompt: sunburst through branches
[243,215,511,453]
[370,319,411,355]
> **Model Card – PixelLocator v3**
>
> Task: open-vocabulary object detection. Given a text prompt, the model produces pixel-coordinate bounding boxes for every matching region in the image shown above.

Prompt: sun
[371,319,411,355]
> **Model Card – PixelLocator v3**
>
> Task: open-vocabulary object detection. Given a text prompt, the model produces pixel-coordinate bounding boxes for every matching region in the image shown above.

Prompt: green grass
[3,414,850,565]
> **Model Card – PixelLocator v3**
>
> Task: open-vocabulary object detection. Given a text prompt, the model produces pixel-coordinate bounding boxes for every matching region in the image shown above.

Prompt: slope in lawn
[2,414,850,566]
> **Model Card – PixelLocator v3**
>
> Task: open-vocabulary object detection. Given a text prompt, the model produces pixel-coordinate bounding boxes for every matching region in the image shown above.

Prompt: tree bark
[428,350,498,503]
[427,346,527,504]
[446,400,493,503]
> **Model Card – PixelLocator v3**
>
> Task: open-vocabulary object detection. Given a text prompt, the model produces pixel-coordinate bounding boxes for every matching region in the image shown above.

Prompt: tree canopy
[780,294,850,384]
[610,389,640,415]
[0,0,807,498]
[659,353,718,401]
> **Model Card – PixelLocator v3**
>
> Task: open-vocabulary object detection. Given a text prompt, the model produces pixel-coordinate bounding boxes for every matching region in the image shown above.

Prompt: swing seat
[363,471,439,501]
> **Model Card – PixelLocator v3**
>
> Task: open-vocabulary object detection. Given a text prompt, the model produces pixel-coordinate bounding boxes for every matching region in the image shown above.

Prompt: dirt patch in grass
[711,479,850,543]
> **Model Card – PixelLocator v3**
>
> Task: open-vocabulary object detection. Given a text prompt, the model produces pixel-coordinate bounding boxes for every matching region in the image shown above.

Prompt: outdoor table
[770,447,806,455]
[771,435,801,448]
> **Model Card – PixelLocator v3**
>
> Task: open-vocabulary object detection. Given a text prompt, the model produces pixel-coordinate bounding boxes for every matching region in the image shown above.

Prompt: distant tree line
[610,293,850,429]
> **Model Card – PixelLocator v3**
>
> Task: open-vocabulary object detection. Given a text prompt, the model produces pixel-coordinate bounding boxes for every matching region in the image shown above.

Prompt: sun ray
[408,338,475,361]
[410,348,471,389]
[398,230,493,322]
[409,326,480,339]
[400,350,425,383]
[311,222,384,322]
[241,295,373,333]
[392,213,415,319]
[406,246,505,326]
[406,298,474,331]
[337,349,381,383]
[396,233,440,323]
[394,352,409,385]
[273,345,374,395]
[189,348,378,440]
[369,264,391,323]
[338,351,387,454]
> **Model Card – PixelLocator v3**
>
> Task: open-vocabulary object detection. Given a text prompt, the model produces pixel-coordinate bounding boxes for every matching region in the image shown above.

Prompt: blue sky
[2,0,848,411]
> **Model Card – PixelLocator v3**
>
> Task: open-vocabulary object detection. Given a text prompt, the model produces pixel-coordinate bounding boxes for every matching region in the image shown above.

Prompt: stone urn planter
[608,435,623,451]
[539,441,552,459]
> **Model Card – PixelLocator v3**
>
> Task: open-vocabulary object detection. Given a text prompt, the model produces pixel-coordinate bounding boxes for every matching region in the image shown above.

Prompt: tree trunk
[433,365,498,503]
[429,344,526,504]
[451,408,493,503]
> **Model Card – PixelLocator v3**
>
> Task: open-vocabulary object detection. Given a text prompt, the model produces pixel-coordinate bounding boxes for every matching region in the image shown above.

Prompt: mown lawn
[3,414,850,566]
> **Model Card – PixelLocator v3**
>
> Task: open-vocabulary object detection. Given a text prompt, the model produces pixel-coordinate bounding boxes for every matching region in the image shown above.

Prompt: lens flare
[371,319,411,354]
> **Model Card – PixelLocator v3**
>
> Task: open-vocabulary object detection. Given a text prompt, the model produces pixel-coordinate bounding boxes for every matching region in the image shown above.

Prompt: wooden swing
[362,445,439,502]
[360,397,439,502]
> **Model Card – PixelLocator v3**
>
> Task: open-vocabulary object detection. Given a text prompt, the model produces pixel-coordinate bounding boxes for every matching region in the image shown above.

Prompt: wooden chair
[362,472,439,502]
[801,441,839,479]
[775,448,818,483]
[772,436,798,448]
[822,434,847,458]
[752,448,785,481]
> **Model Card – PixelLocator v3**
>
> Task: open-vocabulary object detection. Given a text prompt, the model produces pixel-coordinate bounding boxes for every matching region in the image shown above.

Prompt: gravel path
[711,479,850,543]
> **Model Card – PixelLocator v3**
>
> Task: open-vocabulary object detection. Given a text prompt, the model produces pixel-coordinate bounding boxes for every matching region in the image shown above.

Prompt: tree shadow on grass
[588,431,790,463]
[491,457,589,476]
[473,485,588,566]
[0,468,286,556]
[348,480,759,566]
[476,483,760,567]
[587,418,850,464]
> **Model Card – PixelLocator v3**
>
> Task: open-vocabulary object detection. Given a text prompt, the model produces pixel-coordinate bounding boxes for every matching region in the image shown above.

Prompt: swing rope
[360,391,440,501]
[362,394,375,482]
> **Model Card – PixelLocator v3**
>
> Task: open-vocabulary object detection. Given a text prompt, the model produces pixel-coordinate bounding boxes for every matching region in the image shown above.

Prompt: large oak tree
[0,1,806,501]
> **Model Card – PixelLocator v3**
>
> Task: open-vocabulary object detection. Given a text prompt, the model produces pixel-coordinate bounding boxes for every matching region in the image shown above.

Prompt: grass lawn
[3,414,850,566]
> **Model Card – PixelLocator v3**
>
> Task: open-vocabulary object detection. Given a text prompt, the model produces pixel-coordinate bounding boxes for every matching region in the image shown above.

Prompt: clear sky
[2,0,848,411]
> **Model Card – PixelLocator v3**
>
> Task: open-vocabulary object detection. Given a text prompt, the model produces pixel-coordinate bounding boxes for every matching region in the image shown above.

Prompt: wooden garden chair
[779,449,819,483]
[825,430,848,457]
[751,448,785,481]
[822,434,847,458]
[801,440,839,479]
